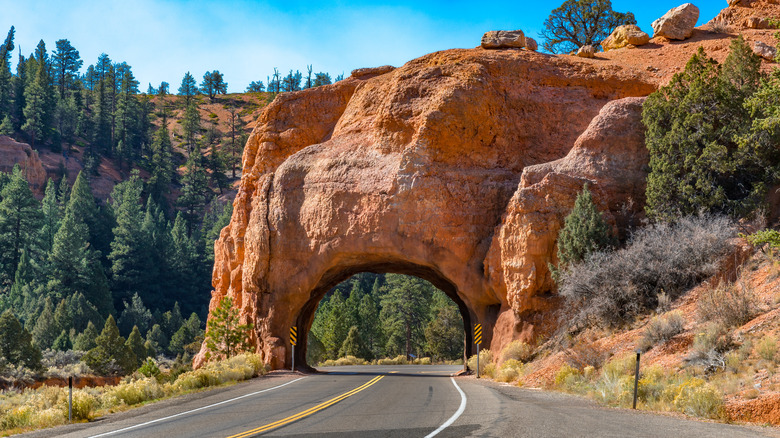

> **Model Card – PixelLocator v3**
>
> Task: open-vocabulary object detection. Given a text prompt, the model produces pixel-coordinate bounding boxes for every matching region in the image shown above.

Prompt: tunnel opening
[293,262,475,371]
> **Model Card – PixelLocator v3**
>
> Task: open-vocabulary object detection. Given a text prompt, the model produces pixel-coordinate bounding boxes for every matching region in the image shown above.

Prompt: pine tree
[424,305,463,361]
[380,275,432,359]
[169,212,197,307]
[246,80,265,93]
[204,296,251,360]
[178,72,199,106]
[320,292,350,359]
[125,325,147,367]
[181,101,200,151]
[73,320,99,351]
[358,294,381,358]
[556,184,615,268]
[117,293,152,336]
[52,39,82,98]
[0,166,42,283]
[147,121,174,201]
[201,71,227,99]
[66,292,104,333]
[109,172,151,307]
[54,298,72,334]
[179,148,209,232]
[0,310,41,369]
[0,115,12,135]
[146,323,168,355]
[0,27,14,120]
[162,302,184,339]
[32,298,60,349]
[39,179,61,253]
[339,326,368,358]
[83,315,136,375]
[52,330,72,351]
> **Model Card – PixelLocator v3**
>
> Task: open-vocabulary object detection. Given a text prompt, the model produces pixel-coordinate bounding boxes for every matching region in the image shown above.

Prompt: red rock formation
[0,136,46,193]
[196,47,657,370]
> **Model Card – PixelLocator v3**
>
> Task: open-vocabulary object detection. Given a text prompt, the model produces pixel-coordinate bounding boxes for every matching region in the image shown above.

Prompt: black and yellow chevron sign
[290,326,297,346]
[474,324,482,345]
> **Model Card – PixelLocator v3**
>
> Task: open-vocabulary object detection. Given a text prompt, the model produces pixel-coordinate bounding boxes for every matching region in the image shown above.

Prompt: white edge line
[87,376,306,438]
[424,377,467,438]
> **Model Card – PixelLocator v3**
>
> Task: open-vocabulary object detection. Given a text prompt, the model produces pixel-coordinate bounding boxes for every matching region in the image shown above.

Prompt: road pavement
[20,365,780,438]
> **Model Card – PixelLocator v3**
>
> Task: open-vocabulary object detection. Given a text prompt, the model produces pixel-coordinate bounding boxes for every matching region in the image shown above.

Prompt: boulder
[194,47,657,370]
[0,136,46,193]
[601,25,651,51]
[525,37,538,52]
[481,30,525,49]
[576,45,596,58]
[745,17,770,29]
[753,41,777,61]
[351,65,395,79]
[652,3,700,40]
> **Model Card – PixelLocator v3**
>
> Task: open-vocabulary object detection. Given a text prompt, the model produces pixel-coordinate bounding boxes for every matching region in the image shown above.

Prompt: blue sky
[1,1,726,93]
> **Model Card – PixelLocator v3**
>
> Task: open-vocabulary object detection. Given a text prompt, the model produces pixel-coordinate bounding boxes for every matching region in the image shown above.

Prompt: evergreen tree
[32,298,60,349]
[54,95,78,151]
[0,166,42,283]
[83,315,136,375]
[108,172,150,307]
[200,70,227,99]
[73,320,99,351]
[162,302,184,339]
[54,298,72,334]
[146,323,168,355]
[115,64,140,167]
[66,292,104,333]
[181,101,200,151]
[380,275,431,359]
[0,115,12,135]
[52,39,82,98]
[0,310,41,369]
[0,27,14,120]
[556,184,615,268]
[424,305,463,361]
[178,72,199,106]
[52,330,72,351]
[39,178,61,254]
[358,293,381,358]
[319,292,350,359]
[339,326,367,358]
[313,72,332,87]
[225,103,246,178]
[644,38,770,219]
[179,148,209,231]
[147,121,174,201]
[246,80,264,93]
[169,212,197,308]
[21,76,46,146]
[117,293,152,336]
[125,325,147,367]
[204,296,251,360]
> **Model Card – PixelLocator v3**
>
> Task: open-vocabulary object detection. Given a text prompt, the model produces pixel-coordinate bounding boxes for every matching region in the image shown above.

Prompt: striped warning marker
[474,324,482,345]
[290,326,297,346]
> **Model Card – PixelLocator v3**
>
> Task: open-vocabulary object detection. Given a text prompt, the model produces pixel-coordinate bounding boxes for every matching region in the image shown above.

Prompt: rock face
[525,37,538,52]
[753,40,777,61]
[0,136,46,193]
[195,47,656,370]
[601,25,651,51]
[481,30,525,49]
[652,3,700,40]
[576,45,596,58]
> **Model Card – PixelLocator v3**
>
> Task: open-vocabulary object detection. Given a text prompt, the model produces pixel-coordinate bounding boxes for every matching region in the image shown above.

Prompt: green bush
[672,378,724,419]
[467,349,493,377]
[496,359,524,383]
[554,364,582,390]
[556,184,616,268]
[500,340,533,363]
[68,390,96,421]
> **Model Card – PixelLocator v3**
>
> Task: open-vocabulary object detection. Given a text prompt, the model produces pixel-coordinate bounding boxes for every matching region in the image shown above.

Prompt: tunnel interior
[293,261,475,371]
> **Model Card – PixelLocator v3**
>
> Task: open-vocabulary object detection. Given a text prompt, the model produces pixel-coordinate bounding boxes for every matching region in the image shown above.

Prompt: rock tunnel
[194,47,656,370]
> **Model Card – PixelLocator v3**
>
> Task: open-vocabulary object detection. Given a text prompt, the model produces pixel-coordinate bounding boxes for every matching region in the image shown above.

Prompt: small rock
[525,37,538,52]
[727,0,741,5]
[601,25,651,51]
[753,41,777,61]
[745,17,770,29]
[652,3,700,40]
[351,65,395,78]
[576,45,596,58]
[481,30,525,49]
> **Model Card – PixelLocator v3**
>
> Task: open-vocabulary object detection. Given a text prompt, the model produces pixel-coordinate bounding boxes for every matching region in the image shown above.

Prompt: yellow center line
[225,374,385,438]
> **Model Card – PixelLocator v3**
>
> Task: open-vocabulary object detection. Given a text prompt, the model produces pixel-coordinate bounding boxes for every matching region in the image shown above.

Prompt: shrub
[496,359,524,383]
[686,323,734,372]
[554,364,582,390]
[697,281,758,327]
[109,377,165,406]
[639,311,685,351]
[69,390,96,421]
[556,184,616,268]
[500,341,533,363]
[467,349,493,377]
[138,358,161,378]
[560,215,734,327]
[672,378,724,419]
[756,335,777,362]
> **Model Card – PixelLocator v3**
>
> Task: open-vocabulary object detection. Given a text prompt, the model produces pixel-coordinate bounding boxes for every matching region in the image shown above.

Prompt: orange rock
[195,48,657,370]
[0,135,46,194]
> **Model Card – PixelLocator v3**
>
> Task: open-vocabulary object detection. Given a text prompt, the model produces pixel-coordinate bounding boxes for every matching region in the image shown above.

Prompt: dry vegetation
[0,354,267,435]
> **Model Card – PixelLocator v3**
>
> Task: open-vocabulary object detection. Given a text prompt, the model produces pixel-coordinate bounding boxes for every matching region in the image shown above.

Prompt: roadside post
[290,326,297,372]
[633,350,641,409]
[474,324,482,379]
[68,376,73,423]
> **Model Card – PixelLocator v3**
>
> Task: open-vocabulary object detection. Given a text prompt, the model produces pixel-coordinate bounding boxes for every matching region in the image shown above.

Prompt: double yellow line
[226,375,385,438]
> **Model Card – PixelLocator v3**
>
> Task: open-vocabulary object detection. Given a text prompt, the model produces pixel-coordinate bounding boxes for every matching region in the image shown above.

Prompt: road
[22,365,779,438]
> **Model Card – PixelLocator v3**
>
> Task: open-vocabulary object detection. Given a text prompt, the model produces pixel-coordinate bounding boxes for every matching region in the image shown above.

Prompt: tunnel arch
[294,261,476,371]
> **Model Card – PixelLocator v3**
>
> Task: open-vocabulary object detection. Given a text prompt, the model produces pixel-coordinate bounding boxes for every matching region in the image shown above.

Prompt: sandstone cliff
[197,46,658,369]
[0,136,46,193]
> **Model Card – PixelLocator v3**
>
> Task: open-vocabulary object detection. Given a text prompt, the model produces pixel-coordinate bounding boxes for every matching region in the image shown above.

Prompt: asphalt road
[21,365,780,438]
